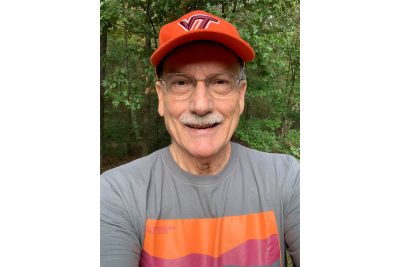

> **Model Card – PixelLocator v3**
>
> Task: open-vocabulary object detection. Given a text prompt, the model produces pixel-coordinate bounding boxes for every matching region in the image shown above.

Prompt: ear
[238,80,247,115]
[155,81,165,117]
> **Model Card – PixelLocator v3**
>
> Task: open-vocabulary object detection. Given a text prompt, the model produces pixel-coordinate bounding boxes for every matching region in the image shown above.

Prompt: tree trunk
[141,32,152,156]
[127,109,141,156]
[124,31,136,156]
[100,30,107,161]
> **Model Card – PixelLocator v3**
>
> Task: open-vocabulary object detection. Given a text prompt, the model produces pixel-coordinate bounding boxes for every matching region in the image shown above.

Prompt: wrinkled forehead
[160,41,242,75]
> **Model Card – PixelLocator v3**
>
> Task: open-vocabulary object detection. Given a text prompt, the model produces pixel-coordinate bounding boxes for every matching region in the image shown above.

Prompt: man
[101,10,299,267]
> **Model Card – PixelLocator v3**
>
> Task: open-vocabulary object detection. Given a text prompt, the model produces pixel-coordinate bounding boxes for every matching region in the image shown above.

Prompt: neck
[169,143,231,175]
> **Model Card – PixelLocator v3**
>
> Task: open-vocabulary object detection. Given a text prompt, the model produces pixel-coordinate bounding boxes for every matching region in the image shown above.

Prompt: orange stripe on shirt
[143,210,278,259]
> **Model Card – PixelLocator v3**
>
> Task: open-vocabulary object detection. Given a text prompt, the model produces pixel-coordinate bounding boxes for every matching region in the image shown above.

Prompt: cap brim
[150,30,255,67]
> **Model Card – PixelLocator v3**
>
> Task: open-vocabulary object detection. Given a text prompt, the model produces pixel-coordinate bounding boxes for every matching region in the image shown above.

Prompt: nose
[189,81,213,115]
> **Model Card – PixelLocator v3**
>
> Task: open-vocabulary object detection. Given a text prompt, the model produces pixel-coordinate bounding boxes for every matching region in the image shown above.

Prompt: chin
[185,140,227,160]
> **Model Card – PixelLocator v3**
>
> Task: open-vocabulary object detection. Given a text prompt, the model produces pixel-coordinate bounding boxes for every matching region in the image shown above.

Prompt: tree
[100,0,120,161]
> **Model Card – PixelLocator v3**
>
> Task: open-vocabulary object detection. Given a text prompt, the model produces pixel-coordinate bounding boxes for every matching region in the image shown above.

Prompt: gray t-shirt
[101,142,300,267]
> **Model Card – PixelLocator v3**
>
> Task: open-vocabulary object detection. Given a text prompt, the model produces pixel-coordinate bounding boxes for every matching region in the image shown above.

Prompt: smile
[185,122,220,129]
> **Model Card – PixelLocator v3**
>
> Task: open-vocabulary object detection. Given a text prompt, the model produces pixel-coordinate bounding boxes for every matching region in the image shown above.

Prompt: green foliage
[235,119,300,159]
[285,129,300,159]
[103,67,143,110]
[230,0,300,159]
[235,118,282,152]
[100,0,120,33]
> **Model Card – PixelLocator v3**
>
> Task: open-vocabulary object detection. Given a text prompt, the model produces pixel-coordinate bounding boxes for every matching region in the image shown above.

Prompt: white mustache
[179,113,224,127]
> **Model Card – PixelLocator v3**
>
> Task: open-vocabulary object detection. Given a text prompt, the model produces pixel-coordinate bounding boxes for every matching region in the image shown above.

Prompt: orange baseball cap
[150,10,255,67]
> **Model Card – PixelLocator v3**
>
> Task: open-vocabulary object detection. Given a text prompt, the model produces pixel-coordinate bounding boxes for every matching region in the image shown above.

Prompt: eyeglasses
[158,72,243,99]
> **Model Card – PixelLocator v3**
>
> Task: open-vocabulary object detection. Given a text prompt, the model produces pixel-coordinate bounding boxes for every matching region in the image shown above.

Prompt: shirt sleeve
[101,174,142,267]
[283,156,300,267]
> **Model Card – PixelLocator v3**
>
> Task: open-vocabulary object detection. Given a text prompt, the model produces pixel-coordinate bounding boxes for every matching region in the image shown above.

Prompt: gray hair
[239,62,246,80]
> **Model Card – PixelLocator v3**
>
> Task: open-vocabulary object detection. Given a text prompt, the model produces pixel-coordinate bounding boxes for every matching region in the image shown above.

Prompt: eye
[170,77,191,86]
[210,77,232,86]
[214,79,230,85]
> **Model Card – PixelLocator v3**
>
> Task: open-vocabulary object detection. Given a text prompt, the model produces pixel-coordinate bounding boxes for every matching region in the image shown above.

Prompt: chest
[138,173,284,267]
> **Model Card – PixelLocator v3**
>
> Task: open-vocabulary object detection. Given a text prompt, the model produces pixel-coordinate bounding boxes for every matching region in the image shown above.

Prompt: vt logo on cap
[178,14,219,31]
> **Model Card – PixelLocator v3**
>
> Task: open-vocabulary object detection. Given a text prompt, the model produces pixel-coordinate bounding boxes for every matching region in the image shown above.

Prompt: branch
[139,0,158,49]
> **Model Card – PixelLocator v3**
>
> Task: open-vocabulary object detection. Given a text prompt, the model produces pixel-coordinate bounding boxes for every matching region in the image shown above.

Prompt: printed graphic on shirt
[139,210,281,267]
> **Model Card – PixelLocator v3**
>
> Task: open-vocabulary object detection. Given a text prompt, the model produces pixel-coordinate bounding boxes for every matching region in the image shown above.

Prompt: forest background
[100,0,300,173]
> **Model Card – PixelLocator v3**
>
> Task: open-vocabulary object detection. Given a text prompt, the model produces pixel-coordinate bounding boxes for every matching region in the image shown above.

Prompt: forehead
[162,41,241,74]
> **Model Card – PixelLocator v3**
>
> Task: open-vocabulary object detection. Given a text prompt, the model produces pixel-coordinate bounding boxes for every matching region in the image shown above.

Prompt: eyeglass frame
[157,72,246,98]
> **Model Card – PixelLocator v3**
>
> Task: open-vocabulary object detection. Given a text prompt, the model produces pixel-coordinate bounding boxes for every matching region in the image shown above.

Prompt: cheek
[220,97,242,117]
[163,99,187,121]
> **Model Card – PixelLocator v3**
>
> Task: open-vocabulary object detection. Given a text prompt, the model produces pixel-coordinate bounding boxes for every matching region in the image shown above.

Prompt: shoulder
[233,143,299,210]
[234,142,299,176]
[101,147,168,193]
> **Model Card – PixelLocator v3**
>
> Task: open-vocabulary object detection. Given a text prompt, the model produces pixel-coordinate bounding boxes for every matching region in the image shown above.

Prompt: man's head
[151,10,255,163]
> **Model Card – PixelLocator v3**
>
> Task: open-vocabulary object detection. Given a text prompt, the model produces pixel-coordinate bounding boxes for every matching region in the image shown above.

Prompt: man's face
[155,42,247,160]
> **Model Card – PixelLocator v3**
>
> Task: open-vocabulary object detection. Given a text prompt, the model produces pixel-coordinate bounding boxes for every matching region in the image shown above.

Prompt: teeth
[188,123,217,129]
